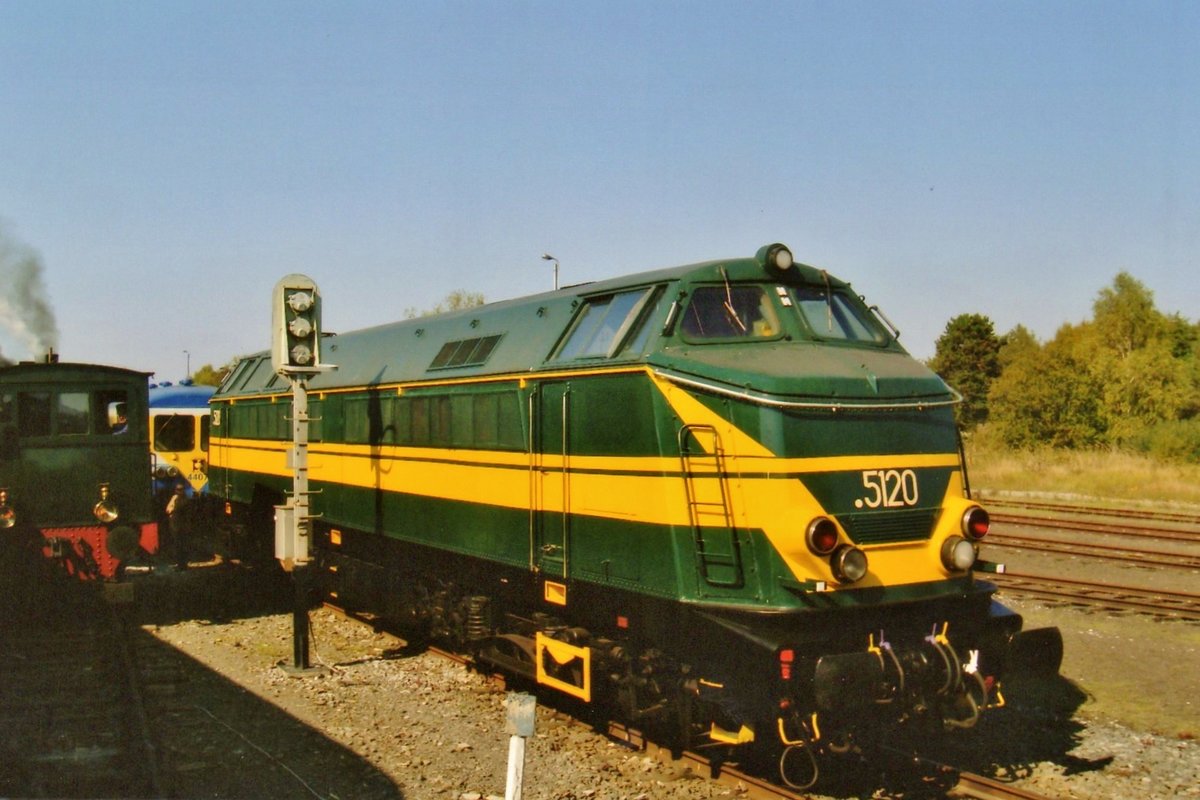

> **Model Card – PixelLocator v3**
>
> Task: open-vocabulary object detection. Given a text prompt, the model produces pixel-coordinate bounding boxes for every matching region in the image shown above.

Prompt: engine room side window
[790,286,886,343]
[681,286,780,340]
[56,392,90,436]
[553,287,655,360]
[17,392,51,437]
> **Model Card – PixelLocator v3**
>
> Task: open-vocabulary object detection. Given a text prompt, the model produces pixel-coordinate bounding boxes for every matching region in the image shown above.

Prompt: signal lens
[941,535,977,571]
[831,545,868,584]
[962,506,990,540]
[806,517,840,556]
[287,291,314,312]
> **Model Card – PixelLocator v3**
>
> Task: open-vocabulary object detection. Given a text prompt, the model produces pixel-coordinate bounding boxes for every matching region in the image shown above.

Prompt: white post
[504,692,536,800]
[505,735,525,800]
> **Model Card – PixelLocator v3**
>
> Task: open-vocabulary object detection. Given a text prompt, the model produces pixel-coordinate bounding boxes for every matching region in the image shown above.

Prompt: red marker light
[962,506,990,540]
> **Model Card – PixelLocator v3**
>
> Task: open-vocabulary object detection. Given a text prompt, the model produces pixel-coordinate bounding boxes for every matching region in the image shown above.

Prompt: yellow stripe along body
[209,364,973,598]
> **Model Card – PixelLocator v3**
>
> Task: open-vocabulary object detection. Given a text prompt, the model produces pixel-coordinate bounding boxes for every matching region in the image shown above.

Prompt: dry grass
[963,439,1200,509]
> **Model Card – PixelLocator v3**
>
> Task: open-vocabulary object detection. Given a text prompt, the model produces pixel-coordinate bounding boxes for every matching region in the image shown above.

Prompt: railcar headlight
[962,506,990,540]
[941,535,977,572]
[93,483,119,523]
[830,545,868,584]
[0,488,14,529]
[757,242,794,276]
[805,516,840,556]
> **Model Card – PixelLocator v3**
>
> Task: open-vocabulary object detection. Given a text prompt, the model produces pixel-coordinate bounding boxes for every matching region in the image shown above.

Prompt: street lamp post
[541,253,559,291]
[184,350,190,380]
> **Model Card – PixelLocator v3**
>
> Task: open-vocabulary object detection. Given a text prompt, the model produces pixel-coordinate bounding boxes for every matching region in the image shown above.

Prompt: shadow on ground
[805,671,1095,798]
[0,563,403,799]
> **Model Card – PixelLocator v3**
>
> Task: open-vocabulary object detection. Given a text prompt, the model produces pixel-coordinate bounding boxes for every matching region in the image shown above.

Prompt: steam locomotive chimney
[44,348,58,364]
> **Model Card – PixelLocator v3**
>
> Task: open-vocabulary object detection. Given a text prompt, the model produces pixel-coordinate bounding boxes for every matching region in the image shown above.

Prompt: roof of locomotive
[149,383,216,409]
[212,244,948,403]
[0,360,151,387]
[215,251,774,398]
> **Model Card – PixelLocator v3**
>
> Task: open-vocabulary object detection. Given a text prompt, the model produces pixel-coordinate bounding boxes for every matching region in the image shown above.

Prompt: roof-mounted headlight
[757,243,794,276]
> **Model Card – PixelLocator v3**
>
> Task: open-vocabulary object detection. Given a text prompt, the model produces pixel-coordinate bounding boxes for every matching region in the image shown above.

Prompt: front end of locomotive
[652,245,1061,786]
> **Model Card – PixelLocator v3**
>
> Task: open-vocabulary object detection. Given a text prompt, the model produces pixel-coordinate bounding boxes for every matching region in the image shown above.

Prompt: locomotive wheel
[106,525,140,563]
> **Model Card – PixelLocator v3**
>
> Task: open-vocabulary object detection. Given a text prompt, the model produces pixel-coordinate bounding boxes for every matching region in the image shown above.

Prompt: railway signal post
[271,274,334,672]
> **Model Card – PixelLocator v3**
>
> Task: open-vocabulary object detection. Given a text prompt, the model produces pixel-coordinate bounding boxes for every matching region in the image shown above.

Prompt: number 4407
[856,469,919,509]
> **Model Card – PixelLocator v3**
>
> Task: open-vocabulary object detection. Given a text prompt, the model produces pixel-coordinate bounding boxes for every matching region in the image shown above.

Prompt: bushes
[1127,419,1200,464]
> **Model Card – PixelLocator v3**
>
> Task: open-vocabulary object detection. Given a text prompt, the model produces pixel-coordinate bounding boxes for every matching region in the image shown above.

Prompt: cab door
[532,381,570,578]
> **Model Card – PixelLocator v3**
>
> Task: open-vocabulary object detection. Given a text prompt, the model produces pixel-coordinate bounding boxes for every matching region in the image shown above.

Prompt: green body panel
[210,247,964,612]
[0,362,154,529]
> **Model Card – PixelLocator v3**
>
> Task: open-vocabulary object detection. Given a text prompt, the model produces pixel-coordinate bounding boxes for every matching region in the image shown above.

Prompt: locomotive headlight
[93,483,119,523]
[962,506,990,540]
[941,535,977,572]
[830,545,868,584]
[805,516,840,556]
[0,488,15,529]
[757,243,795,276]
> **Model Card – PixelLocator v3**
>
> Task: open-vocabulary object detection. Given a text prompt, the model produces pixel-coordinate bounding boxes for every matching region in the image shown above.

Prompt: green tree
[929,313,1001,430]
[1086,273,1198,443]
[191,361,235,386]
[403,290,485,319]
[988,323,1106,448]
[1092,271,1162,357]
[996,324,1039,370]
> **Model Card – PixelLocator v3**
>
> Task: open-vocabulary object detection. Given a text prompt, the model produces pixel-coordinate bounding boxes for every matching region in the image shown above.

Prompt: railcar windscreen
[681,285,780,339]
[153,414,195,452]
[790,286,886,343]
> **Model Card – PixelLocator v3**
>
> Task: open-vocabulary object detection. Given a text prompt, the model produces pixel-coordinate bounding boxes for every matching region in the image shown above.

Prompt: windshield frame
[678,283,785,343]
[788,284,891,347]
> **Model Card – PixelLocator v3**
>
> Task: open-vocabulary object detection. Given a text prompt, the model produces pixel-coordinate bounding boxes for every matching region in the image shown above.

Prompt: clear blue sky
[2,1,1196,379]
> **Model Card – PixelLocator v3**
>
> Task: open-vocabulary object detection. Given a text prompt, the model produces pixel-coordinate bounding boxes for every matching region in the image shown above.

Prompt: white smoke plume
[0,225,59,365]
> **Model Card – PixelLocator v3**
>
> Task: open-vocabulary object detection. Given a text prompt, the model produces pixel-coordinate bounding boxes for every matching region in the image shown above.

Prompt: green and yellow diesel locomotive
[208,244,1058,786]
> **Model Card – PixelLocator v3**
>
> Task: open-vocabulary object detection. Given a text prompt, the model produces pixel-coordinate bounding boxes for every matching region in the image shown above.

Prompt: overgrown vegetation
[403,289,485,319]
[931,272,1200,464]
[964,430,1200,507]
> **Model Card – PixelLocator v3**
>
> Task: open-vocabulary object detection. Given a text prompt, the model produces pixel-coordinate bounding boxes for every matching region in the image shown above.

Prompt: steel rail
[989,571,1200,620]
[990,513,1199,543]
[984,531,1200,570]
[979,497,1200,527]
[949,770,1059,800]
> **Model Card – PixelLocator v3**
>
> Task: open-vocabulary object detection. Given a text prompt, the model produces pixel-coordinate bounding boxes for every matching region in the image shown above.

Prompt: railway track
[977,496,1200,527]
[948,770,1059,800]
[989,512,1199,543]
[985,530,1200,569]
[0,583,162,799]
[989,570,1200,620]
